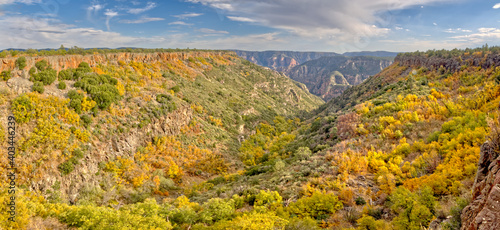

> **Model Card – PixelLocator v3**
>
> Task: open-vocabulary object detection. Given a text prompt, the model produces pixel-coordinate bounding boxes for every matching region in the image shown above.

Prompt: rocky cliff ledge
[0,51,228,73]
[461,140,500,229]
[395,53,500,72]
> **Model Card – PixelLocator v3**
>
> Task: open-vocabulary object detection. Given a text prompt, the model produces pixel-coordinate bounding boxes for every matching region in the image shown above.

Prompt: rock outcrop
[395,53,500,73]
[0,51,227,74]
[461,141,500,230]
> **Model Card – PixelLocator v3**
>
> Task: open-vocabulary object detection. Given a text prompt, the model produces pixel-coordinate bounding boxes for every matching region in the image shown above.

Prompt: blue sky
[0,0,499,52]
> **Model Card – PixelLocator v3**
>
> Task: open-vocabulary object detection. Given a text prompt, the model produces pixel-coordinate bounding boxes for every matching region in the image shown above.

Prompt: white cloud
[186,0,451,40]
[0,16,165,49]
[87,3,104,20]
[0,0,41,5]
[451,28,500,44]
[227,16,257,22]
[433,22,437,26]
[168,21,193,26]
[197,28,229,34]
[127,2,157,14]
[444,28,472,33]
[173,12,203,19]
[104,9,118,30]
[119,17,164,24]
[395,26,403,30]
[493,3,500,9]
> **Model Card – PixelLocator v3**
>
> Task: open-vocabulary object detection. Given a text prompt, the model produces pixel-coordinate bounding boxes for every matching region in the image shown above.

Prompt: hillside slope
[0,50,323,229]
[286,56,393,100]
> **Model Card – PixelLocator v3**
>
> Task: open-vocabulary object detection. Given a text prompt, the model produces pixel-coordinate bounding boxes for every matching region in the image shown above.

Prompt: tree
[16,56,27,69]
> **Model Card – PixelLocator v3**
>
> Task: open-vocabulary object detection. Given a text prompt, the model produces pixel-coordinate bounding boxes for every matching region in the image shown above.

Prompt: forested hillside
[0,46,499,230]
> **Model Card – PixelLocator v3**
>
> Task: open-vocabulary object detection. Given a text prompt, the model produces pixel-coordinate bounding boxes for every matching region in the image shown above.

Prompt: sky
[0,0,499,52]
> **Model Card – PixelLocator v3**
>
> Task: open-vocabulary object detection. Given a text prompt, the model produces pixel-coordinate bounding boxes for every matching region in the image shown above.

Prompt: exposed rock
[6,76,33,94]
[286,56,393,101]
[461,141,500,230]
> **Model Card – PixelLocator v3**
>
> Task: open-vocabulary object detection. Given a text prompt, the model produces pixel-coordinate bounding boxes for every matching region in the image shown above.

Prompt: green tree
[16,56,27,69]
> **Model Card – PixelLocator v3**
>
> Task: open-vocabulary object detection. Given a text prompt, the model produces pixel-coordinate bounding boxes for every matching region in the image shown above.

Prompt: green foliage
[35,59,49,71]
[58,69,75,80]
[285,217,320,230]
[442,197,469,230]
[31,68,57,85]
[32,81,44,93]
[1,70,11,81]
[57,81,67,89]
[199,198,235,223]
[389,187,436,230]
[16,56,27,69]
[58,148,85,175]
[254,190,283,211]
[288,191,343,220]
[73,74,120,109]
[156,94,172,104]
[80,114,92,127]
[355,197,367,205]
[294,147,312,160]
[53,201,173,229]
[11,94,34,123]
[357,215,387,230]
[171,85,180,93]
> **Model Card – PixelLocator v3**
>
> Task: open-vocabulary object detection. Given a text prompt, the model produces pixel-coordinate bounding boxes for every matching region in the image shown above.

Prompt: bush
[294,147,312,160]
[1,70,11,81]
[32,82,44,93]
[73,74,120,109]
[58,161,74,175]
[29,67,36,76]
[32,69,57,85]
[58,69,75,80]
[156,94,172,104]
[80,114,92,127]
[171,85,180,93]
[355,197,367,205]
[199,198,235,223]
[58,81,67,89]
[16,56,27,69]
[35,59,49,71]
[288,191,343,220]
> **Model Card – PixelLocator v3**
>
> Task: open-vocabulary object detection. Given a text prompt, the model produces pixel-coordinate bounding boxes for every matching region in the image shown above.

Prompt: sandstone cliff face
[0,51,226,74]
[461,141,500,230]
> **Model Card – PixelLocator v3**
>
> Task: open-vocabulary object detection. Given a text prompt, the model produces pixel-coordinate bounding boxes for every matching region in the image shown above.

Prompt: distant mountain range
[233,50,398,101]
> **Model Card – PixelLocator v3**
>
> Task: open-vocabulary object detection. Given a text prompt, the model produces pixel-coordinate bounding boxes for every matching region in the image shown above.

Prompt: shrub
[11,94,34,123]
[32,82,44,93]
[80,114,92,127]
[288,191,343,220]
[156,94,172,104]
[16,56,27,69]
[171,85,180,93]
[58,161,74,175]
[294,147,312,160]
[58,81,67,89]
[29,67,36,76]
[32,69,57,85]
[1,70,11,81]
[199,198,235,223]
[355,196,367,205]
[35,59,49,71]
[58,69,75,80]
